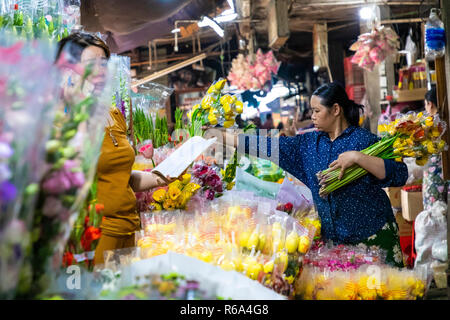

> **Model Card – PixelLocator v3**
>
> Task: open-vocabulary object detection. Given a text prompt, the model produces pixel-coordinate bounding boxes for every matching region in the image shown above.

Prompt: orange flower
[81,226,102,251]
[95,203,105,213]
[62,251,74,268]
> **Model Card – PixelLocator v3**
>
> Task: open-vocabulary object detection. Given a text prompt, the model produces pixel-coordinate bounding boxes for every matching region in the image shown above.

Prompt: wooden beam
[293,0,437,7]
[131,53,207,87]
[380,18,424,24]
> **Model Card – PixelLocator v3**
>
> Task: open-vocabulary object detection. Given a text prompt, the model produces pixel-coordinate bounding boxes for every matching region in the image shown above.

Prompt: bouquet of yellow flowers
[149,174,201,211]
[188,78,244,129]
[318,112,447,197]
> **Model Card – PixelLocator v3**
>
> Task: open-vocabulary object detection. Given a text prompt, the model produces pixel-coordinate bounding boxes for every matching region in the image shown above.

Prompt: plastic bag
[276,178,313,213]
[234,166,281,199]
[414,201,447,270]
[131,82,173,117]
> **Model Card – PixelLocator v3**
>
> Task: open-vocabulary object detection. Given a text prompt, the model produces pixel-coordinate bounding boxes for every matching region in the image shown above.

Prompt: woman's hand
[328,151,361,180]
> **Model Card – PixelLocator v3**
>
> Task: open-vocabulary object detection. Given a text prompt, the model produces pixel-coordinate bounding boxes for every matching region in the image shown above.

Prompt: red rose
[284,203,293,213]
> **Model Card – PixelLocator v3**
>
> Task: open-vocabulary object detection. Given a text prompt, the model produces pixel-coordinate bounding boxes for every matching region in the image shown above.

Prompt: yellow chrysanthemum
[223,119,235,128]
[149,202,162,211]
[181,173,191,185]
[235,100,243,113]
[220,94,233,105]
[152,189,166,202]
[208,112,218,125]
[201,95,215,109]
[168,184,181,200]
[162,198,176,211]
[415,156,429,166]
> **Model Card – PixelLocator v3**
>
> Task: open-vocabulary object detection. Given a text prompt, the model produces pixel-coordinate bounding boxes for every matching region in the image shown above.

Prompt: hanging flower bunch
[149,174,201,211]
[228,49,280,91]
[188,78,244,129]
[227,53,254,90]
[350,26,400,71]
[192,162,224,200]
[317,112,447,198]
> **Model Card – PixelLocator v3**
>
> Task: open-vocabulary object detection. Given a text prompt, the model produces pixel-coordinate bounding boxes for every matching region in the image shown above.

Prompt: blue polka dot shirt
[241,126,408,244]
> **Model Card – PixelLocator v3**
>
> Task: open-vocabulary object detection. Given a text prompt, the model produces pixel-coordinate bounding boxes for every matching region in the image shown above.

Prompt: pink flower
[68,170,85,188]
[42,170,72,194]
[205,189,215,200]
[42,196,68,218]
[139,143,154,159]
[0,42,23,65]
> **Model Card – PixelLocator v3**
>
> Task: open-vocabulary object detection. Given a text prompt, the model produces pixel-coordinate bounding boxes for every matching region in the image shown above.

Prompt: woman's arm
[329,151,386,180]
[328,151,409,188]
[129,170,172,192]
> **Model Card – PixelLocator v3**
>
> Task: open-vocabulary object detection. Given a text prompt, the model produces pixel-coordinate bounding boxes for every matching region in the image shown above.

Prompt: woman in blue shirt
[236,82,408,267]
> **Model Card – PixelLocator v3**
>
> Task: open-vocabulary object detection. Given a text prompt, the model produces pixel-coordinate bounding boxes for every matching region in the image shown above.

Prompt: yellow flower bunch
[149,174,200,211]
[378,112,447,166]
[189,78,244,128]
[296,267,427,300]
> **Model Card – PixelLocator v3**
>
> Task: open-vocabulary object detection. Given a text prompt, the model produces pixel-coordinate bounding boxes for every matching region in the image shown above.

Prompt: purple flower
[0,142,13,158]
[0,181,17,203]
[0,163,12,182]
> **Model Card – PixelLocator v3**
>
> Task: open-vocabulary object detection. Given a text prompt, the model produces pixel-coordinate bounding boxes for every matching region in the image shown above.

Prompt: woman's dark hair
[425,86,438,106]
[55,32,110,63]
[276,122,284,130]
[312,82,364,127]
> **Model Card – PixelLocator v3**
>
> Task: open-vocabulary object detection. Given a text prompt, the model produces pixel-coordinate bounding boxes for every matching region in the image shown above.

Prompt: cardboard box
[401,190,424,222]
[383,187,402,209]
[395,211,414,237]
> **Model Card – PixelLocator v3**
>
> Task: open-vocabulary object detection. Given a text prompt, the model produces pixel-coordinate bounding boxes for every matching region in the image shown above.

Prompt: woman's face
[424,99,437,116]
[80,45,107,94]
[310,95,338,131]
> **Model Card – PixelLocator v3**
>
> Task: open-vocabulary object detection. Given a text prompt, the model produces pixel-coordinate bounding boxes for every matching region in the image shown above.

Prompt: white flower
[393,244,403,264]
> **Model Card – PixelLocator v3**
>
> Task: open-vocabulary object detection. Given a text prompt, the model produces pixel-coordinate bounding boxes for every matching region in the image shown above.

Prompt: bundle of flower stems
[317,134,399,198]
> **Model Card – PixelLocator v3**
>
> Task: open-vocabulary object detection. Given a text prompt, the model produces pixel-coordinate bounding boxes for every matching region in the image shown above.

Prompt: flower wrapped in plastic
[350,25,400,71]
[110,54,131,123]
[187,78,244,129]
[317,111,447,197]
[137,193,316,298]
[0,32,60,299]
[0,1,80,41]
[17,43,117,298]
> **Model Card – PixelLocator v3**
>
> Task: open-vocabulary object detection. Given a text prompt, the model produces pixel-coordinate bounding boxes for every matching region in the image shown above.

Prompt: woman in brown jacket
[56,33,172,265]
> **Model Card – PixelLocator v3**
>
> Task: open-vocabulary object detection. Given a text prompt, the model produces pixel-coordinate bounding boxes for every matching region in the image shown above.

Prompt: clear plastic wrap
[234,167,281,199]
[0,32,60,299]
